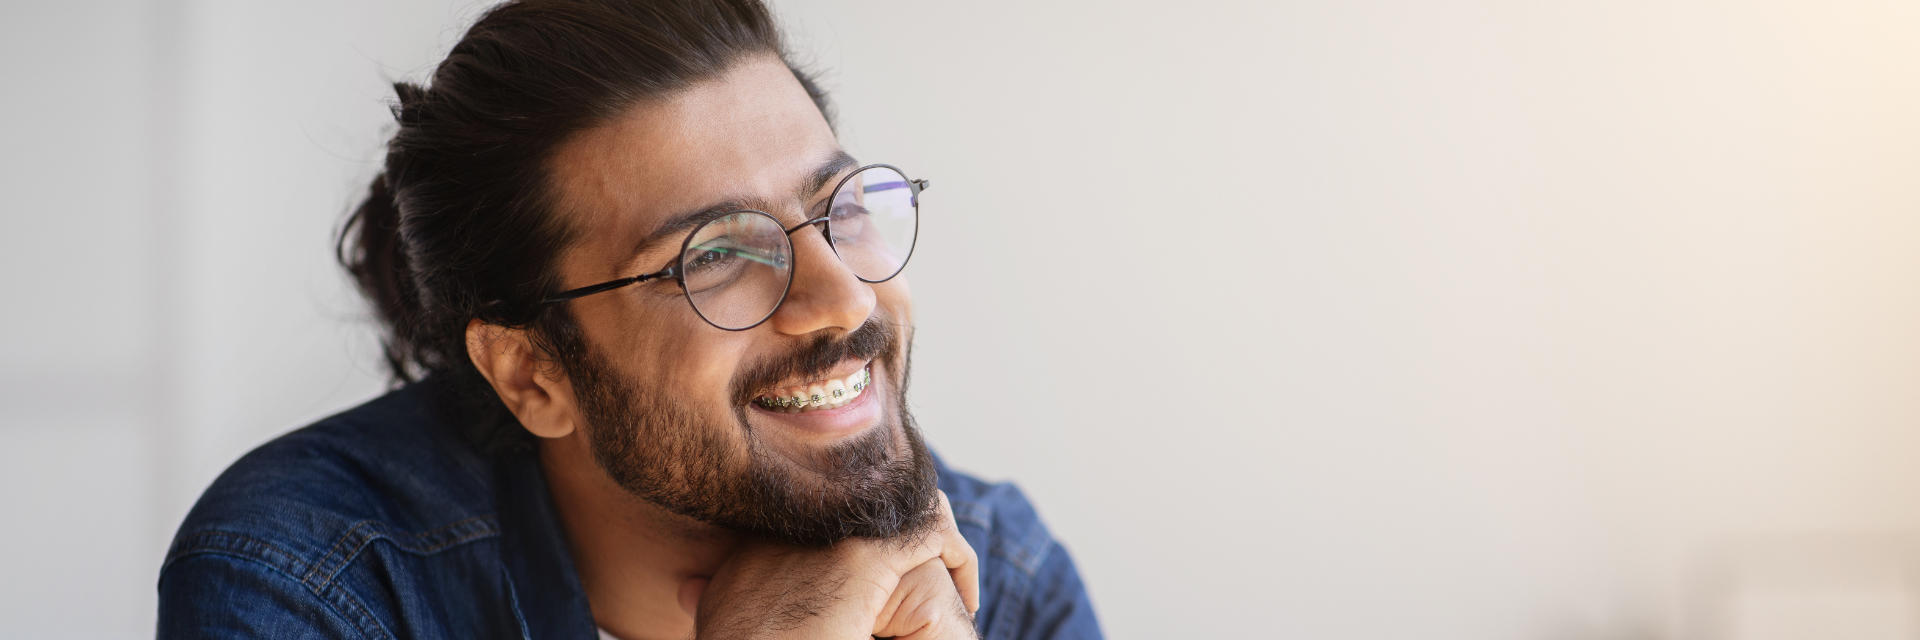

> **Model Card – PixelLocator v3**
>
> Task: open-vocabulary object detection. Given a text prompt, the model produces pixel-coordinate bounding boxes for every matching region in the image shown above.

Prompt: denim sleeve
[157,554,364,639]
[1018,541,1105,640]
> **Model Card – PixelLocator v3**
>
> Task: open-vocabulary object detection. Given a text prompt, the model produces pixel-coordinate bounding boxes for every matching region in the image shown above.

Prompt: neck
[540,434,740,640]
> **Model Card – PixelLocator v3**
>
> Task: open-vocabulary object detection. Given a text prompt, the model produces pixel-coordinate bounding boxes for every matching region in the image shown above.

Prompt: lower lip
[747,365,883,438]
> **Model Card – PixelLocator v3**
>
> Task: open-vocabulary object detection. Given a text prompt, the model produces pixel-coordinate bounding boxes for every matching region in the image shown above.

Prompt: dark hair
[336,0,833,448]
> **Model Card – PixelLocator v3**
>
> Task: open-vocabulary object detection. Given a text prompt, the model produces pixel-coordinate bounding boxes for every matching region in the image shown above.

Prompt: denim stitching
[988,514,1043,577]
[952,498,993,530]
[989,544,1040,577]
[160,547,380,638]
[303,516,502,591]
[316,576,395,640]
[987,553,1030,640]
[402,515,500,554]
[304,520,380,592]
[953,493,1046,577]
[163,530,310,578]
[168,520,497,636]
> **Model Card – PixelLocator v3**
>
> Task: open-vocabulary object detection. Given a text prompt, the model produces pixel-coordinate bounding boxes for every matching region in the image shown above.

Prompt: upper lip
[753,358,871,397]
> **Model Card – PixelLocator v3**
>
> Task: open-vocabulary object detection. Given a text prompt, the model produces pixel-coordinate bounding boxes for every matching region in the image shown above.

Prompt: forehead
[547,54,838,267]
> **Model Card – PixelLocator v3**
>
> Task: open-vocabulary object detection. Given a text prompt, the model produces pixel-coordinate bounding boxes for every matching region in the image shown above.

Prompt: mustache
[732,318,897,404]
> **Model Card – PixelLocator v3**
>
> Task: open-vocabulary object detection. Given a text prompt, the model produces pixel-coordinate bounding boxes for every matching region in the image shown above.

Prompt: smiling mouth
[752,364,872,413]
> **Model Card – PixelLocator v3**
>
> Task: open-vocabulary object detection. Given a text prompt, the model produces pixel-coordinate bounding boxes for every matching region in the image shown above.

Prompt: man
[155,1,1100,638]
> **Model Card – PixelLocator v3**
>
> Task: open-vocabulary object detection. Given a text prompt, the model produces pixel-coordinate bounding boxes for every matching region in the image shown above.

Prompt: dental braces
[754,369,870,409]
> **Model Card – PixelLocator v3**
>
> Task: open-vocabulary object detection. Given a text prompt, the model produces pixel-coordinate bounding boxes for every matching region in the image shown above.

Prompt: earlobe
[464,318,577,439]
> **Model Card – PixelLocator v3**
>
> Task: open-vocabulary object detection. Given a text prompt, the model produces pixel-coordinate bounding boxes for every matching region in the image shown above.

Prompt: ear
[465,318,578,439]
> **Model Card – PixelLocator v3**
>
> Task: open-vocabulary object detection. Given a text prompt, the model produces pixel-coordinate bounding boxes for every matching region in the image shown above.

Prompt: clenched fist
[691,491,980,639]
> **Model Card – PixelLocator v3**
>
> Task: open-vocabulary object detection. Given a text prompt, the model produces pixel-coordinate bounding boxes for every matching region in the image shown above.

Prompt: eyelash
[625,183,847,288]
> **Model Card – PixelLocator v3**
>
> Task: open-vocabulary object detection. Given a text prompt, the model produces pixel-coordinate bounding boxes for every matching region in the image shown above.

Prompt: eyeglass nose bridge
[779,213,857,279]
[783,214,831,237]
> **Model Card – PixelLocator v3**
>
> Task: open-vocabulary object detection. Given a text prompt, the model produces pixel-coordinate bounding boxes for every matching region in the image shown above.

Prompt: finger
[677,575,709,619]
[873,559,962,638]
[933,490,980,615]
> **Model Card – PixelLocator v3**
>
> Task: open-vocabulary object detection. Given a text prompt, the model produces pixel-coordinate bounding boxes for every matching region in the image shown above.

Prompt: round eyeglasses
[538,163,924,330]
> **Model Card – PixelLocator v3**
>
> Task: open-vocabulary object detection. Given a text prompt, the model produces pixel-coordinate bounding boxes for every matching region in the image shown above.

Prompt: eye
[829,202,871,242]
[831,199,870,217]
[680,242,750,294]
[686,245,737,271]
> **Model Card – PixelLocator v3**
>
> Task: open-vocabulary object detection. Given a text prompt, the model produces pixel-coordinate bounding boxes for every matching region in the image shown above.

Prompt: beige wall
[4,0,1917,637]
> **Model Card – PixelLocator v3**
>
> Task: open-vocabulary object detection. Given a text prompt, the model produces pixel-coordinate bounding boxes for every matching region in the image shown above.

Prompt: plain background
[4,1,1919,637]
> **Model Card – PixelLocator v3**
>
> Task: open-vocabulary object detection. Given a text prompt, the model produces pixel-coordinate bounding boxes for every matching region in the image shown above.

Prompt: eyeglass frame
[533,163,927,331]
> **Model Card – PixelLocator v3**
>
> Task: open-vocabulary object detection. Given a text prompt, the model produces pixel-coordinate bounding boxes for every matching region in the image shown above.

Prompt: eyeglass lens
[827,165,917,283]
[681,211,794,329]
[679,165,919,330]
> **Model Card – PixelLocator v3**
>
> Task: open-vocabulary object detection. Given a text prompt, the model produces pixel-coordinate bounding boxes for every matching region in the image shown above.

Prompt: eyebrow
[624,150,860,266]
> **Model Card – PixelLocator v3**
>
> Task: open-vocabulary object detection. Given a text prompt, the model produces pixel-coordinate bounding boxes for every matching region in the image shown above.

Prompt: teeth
[755,365,872,412]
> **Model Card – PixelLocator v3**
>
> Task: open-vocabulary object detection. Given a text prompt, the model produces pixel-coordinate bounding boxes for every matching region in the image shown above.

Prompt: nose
[765,218,875,336]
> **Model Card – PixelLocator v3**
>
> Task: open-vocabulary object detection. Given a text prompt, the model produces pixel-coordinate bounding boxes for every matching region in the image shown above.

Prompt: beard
[559,317,938,546]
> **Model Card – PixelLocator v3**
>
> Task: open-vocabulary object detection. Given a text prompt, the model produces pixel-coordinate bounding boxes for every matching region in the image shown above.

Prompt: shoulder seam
[160,547,394,639]
[166,517,497,639]
[949,493,1056,578]
[990,540,1050,578]
[973,481,1060,579]
[951,499,993,530]
[163,530,310,578]
[302,515,503,591]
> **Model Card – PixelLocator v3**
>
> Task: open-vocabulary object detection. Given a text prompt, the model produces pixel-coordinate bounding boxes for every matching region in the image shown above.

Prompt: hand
[870,557,977,638]
[692,491,979,638]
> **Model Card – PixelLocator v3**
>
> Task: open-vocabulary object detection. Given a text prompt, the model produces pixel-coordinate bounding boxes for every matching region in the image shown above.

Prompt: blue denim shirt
[157,379,1101,639]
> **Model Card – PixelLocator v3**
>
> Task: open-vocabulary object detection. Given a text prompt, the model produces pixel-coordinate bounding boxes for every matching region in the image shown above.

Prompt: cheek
[873,278,914,376]
[606,298,746,403]
[874,276,913,325]
[675,340,748,399]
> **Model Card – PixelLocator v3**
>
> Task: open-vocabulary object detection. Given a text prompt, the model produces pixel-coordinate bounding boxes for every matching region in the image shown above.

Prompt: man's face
[539,54,935,545]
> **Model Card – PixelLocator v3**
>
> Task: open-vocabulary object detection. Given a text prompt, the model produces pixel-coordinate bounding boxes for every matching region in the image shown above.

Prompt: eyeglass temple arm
[540,269,674,304]
[537,236,793,306]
